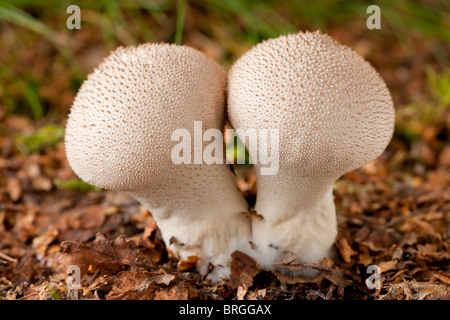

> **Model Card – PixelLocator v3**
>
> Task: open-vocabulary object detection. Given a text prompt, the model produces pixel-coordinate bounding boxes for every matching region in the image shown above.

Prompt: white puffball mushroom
[65,43,251,281]
[228,31,395,275]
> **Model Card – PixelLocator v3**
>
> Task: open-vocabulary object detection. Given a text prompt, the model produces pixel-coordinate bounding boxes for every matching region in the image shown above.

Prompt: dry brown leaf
[154,282,189,300]
[417,243,437,254]
[323,269,354,288]
[354,226,370,243]
[53,233,154,277]
[272,257,352,288]
[106,271,162,300]
[107,271,181,300]
[271,269,322,285]
[88,275,115,292]
[399,232,418,246]
[438,147,450,167]
[257,289,266,299]
[272,253,332,273]
[145,274,175,286]
[236,284,247,300]
[22,281,57,300]
[433,272,450,286]
[336,236,358,263]
[229,251,260,290]
[245,288,267,300]
[177,256,199,272]
[7,178,22,202]
[32,176,52,191]
[361,229,392,252]
[380,282,449,300]
[80,205,106,229]
[32,229,58,259]
[357,253,373,266]
[411,217,437,235]
[378,260,397,273]
[143,216,158,239]
[417,191,450,204]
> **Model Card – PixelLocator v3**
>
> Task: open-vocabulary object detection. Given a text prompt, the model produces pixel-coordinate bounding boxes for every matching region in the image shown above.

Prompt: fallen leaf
[143,216,157,239]
[272,253,332,273]
[7,178,22,202]
[378,260,397,273]
[380,282,449,300]
[229,251,260,290]
[336,236,358,263]
[433,272,450,286]
[154,282,189,300]
[412,218,437,236]
[143,274,175,287]
[271,270,321,285]
[80,205,106,229]
[107,271,159,300]
[323,269,354,288]
[236,285,247,300]
[354,226,370,243]
[32,176,52,191]
[53,233,154,277]
[177,256,199,272]
[32,229,58,259]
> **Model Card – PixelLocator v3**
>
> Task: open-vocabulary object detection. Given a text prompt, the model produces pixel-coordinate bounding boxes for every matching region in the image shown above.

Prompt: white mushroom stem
[228,31,395,274]
[65,44,251,281]
[249,171,337,275]
[130,164,251,272]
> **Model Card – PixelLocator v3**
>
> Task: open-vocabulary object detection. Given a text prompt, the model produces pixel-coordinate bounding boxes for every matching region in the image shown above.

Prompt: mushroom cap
[228,31,395,179]
[65,43,227,191]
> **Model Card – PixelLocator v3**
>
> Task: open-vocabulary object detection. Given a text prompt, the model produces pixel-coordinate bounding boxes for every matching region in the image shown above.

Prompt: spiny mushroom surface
[227,31,395,275]
[65,43,251,280]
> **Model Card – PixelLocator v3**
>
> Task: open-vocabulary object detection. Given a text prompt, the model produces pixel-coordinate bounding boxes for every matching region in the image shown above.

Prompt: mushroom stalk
[130,164,251,274]
[250,172,337,274]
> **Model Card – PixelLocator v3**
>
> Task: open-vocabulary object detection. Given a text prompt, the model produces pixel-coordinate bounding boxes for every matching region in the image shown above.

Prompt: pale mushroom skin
[65,43,251,280]
[228,31,395,274]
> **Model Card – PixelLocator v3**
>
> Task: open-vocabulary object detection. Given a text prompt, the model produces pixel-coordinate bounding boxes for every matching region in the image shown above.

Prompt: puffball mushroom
[65,43,251,280]
[228,31,395,274]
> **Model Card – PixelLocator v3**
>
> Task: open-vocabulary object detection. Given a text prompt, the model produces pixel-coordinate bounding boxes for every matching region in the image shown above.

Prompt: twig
[0,252,17,264]
[200,263,215,282]
[272,260,331,273]
[88,269,101,286]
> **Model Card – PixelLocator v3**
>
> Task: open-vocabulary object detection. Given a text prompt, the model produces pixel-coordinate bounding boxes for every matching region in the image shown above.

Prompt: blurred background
[0,0,449,200]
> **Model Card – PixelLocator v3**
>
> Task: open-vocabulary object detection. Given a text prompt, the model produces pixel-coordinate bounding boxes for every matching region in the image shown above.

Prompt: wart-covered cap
[228,31,395,179]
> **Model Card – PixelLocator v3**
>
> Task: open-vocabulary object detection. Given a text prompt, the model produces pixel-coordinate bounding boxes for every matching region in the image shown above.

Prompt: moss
[53,178,102,191]
[14,124,64,154]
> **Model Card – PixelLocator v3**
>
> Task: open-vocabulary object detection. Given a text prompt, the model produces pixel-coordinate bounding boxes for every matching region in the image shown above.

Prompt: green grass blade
[0,4,79,71]
[174,0,187,44]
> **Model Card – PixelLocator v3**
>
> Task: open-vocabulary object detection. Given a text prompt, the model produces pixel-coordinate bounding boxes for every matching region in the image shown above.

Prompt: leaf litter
[0,114,449,300]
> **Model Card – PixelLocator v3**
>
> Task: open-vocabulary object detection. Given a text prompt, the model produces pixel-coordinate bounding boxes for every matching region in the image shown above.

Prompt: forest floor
[0,104,449,300]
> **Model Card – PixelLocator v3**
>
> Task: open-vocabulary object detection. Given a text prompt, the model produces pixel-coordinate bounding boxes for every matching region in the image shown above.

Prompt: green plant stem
[174,0,187,44]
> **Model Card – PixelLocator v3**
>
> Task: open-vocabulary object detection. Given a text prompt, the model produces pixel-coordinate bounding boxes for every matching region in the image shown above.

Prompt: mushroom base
[131,198,253,282]
[248,187,337,277]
